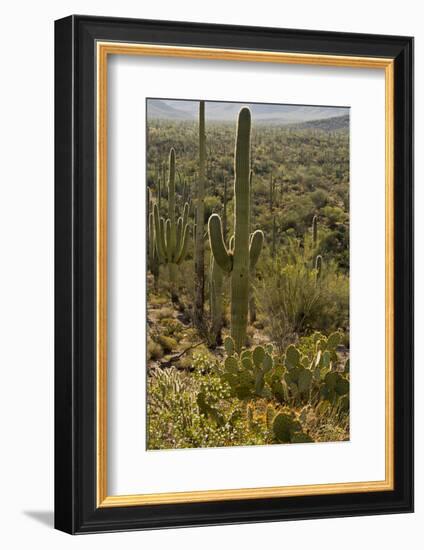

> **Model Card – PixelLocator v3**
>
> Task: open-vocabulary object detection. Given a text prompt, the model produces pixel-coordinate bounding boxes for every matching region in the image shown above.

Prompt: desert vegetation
[146,100,349,449]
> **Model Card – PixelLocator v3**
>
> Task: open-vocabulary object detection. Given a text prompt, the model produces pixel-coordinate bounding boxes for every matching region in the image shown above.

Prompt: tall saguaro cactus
[194,100,206,327]
[153,148,190,302]
[208,107,264,352]
[249,169,256,323]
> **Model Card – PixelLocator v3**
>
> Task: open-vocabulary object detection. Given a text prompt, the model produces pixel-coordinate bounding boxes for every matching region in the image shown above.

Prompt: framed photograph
[54,15,413,534]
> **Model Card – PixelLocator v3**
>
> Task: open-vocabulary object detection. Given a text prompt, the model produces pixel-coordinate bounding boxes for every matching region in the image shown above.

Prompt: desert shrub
[147,363,257,449]
[174,260,196,316]
[204,195,222,223]
[256,238,349,349]
[311,188,329,208]
[148,293,168,307]
[160,317,184,339]
[318,224,349,271]
[147,339,163,361]
[321,205,347,226]
[156,306,175,321]
[156,335,177,353]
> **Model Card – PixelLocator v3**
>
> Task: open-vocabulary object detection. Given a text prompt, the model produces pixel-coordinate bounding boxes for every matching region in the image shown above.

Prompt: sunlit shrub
[256,237,349,350]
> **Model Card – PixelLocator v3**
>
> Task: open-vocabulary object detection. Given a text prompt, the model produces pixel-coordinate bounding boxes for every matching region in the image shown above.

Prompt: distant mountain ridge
[147,99,349,125]
[289,114,349,131]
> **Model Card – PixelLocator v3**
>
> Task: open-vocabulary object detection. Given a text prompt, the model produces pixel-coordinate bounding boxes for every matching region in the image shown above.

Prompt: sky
[147,98,349,125]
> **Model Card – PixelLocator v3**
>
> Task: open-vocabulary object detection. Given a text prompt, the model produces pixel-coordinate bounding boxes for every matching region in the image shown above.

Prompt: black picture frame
[55,14,414,534]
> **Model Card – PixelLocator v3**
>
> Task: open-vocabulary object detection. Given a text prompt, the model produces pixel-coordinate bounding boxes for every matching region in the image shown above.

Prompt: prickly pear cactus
[219,338,274,399]
[320,371,349,403]
[272,411,313,443]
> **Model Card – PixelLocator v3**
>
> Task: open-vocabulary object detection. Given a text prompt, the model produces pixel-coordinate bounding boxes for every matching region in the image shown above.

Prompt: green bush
[147,339,163,361]
[257,237,349,350]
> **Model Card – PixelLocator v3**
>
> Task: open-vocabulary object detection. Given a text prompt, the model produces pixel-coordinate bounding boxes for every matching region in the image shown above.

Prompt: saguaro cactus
[312,215,318,245]
[249,169,256,323]
[153,148,190,302]
[269,172,274,213]
[222,177,228,241]
[271,215,277,258]
[148,211,160,289]
[208,107,264,352]
[147,187,152,225]
[157,175,162,212]
[182,179,190,204]
[209,255,223,346]
[315,254,322,282]
[194,100,206,327]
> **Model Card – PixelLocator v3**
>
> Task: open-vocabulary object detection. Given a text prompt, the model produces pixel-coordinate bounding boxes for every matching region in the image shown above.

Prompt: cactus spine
[153,148,190,302]
[194,101,206,327]
[208,108,264,352]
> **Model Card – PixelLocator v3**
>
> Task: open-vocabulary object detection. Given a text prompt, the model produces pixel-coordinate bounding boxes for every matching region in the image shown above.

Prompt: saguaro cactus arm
[176,217,183,250]
[175,224,190,265]
[148,211,155,259]
[208,214,233,273]
[249,230,264,270]
[315,254,322,281]
[228,234,235,254]
[153,203,166,262]
[165,219,172,261]
[182,202,189,228]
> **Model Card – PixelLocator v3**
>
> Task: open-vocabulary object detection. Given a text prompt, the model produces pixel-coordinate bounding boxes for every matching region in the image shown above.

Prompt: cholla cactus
[153,148,190,301]
[208,108,264,352]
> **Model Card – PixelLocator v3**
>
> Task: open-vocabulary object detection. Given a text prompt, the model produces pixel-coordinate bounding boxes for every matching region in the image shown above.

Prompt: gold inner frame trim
[96,42,395,508]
